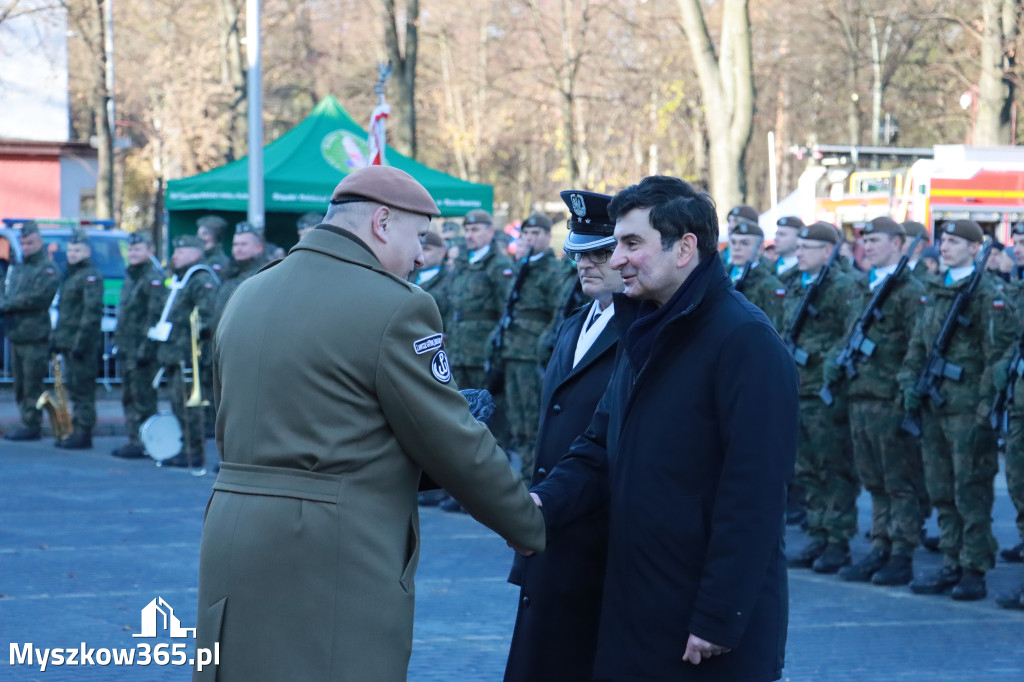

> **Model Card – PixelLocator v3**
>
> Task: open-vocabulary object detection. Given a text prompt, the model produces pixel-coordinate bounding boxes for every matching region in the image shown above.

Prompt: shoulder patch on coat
[45,267,55,275]
[502,269,514,277]
[151,279,162,286]
[86,275,98,283]
[204,283,215,289]
[919,296,927,304]
[774,288,786,297]
[994,299,1005,310]
[431,350,452,384]
[414,333,444,355]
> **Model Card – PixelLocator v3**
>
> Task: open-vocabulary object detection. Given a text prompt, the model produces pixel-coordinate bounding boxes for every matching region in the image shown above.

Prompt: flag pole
[246,0,264,228]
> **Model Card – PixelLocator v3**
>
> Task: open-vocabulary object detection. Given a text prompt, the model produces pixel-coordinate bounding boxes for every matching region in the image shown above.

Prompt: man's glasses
[567,249,613,264]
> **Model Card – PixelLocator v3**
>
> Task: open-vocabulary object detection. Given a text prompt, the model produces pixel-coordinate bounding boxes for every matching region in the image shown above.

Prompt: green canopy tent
[164,95,492,254]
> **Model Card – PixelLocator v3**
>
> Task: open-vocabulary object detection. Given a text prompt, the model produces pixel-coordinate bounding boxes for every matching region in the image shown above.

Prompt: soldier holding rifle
[728,220,785,330]
[782,222,859,574]
[822,217,927,586]
[898,220,1015,600]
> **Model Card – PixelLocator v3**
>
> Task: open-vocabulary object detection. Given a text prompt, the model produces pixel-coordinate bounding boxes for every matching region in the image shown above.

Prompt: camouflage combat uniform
[445,243,513,389]
[731,261,786,330]
[114,260,166,446]
[898,270,1016,573]
[0,250,61,433]
[500,249,572,478]
[52,258,104,435]
[783,268,860,551]
[155,263,218,458]
[413,264,452,332]
[210,255,267,336]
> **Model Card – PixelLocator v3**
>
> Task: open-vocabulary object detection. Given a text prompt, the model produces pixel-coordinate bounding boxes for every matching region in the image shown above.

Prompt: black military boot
[55,430,93,450]
[910,565,962,595]
[112,442,147,459]
[812,542,852,574]
[162,450,205,469]
[837,547,889,582]
[871,554,914,586]
[994,584,1024,610]
[950,569,987,601]
[1000,541,1024,563]
[4,426,41,441]
[787,539,827,569]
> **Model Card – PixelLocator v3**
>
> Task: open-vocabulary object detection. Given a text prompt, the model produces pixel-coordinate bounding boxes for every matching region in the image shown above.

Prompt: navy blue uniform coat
[534,257,799,681]
[505,303,618,682]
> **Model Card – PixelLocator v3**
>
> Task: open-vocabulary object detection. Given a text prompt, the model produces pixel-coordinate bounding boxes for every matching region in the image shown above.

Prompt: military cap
[330,166,440,217]
[128,231,153,246]
[732,221,764,237]
[68,227,90,245]
[234,221,263,237]
[493,231,512,246]
[441,220,460,233]
[196,215,228,231]
[297,212,322,229]
[902,220,929,240]
[522,213,553,231]
[799,221,841,244]
[777,215,804,230]
[421,231,445,248]
[20,220,39,236]
[464,209,493,226]
[1012,221,1024,236]
[921,245,940,260]
[939,219,984,243]
[992,240,1006,252]
[863,217,906,236]
[173,235,205,250]
[728,205,759,227]
[560,190,615,253]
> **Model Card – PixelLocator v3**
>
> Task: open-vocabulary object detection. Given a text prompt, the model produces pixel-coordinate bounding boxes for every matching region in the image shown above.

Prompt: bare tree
[676,0,755,216]
[383,0,420,158]
[975,0,1020,144]
[217,0,247,161]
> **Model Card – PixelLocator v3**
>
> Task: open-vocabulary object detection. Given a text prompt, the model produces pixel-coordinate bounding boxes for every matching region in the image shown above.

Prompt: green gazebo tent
[164,95,492,252]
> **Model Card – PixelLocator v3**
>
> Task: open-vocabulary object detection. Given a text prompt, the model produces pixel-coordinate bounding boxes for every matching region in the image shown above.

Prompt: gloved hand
[993,359,1011,392]
[822,359,843,384]
[903,386,921,413]
[460,389,496,425]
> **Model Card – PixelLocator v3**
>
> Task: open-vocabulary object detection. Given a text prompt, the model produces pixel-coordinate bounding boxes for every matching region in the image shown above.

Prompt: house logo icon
[132,597,196,639]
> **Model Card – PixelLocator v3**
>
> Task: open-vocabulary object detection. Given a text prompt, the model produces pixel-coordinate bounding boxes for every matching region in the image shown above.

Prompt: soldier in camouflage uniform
[154,235,219,468]
[783,222,860,574]
[209,222,268,336]
[1,221,61,441]
[899,220,1016,601]
[825,218,928,586]
[774,216,804,280]
[111,232,166,459]
[727,220,786,330]
[411,230,451,330]
[903,221,931,279]
[197,215,230,278]
[499,214,572,479]
[51,229,104,449]
[445,209,513,389]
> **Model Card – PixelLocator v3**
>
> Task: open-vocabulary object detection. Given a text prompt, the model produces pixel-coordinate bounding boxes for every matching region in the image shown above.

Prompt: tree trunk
[676,0,754,218]
[384,0,419,159]
[217,0,247,161]
[1000,0,1020,143]
[977,0,1005,145]
[91,0,113,219]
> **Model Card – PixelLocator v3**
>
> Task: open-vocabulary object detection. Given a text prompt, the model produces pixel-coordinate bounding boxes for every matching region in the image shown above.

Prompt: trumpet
[186,306,208,408]
[37,353,72,439]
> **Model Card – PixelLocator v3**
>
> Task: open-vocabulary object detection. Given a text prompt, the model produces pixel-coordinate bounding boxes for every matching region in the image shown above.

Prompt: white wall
[60,153,98,217]
[0,2,69,142]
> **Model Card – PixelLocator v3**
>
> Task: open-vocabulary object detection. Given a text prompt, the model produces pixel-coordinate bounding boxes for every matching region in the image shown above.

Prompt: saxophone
[37,353,72,440]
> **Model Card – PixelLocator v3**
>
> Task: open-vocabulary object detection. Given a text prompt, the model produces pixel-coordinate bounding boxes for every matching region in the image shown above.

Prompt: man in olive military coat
[112,232,165,459]
[51,228,104,449]
[728,220,786,330]
[1,221,61,441]
[194,166,544,682]
[505,190,621,682]
[899,220,1015,600]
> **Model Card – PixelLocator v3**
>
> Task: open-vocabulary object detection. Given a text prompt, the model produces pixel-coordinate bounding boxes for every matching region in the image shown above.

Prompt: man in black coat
[505,190,622,682]
[533,176,800,682]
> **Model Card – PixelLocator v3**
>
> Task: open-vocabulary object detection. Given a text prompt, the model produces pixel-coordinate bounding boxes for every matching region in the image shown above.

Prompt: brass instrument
[36,353,72,439]
[186,306,208,408]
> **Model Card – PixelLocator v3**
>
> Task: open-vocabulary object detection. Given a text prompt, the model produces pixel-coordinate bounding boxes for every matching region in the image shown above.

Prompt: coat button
[552,404,562,414]
[521,595,531,607]
[537,467,547,478]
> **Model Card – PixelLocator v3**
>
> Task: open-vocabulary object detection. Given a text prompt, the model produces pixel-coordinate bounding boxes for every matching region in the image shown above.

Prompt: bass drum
[140,413,182,462]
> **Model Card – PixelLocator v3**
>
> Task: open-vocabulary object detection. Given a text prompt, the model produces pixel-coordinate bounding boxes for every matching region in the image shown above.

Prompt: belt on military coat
[213,462,343,503]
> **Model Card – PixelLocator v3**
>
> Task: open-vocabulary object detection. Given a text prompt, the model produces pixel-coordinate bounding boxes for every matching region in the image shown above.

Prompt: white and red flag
[367,103,390,166]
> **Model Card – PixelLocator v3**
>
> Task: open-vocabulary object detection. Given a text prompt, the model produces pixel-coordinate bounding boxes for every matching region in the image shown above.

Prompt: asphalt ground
[1,431,1023,681]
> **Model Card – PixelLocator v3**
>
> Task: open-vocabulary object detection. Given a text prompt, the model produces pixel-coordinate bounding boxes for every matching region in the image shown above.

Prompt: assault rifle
[820,233,925,405]
[485,247,534,393]
[732,236,764,292]
[990,331,1024,434]
[782,237,843,366]
[902,239,995,437]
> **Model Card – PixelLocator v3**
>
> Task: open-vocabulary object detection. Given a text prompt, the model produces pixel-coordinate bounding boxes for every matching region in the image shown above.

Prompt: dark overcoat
[505,303,618,682]
[534,257,799,682]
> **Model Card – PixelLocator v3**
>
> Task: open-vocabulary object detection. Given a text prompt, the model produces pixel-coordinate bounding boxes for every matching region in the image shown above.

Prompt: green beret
[728,205,759,226]
[173,235,205,250]
[939,220,984,243]
[464,209,493,226]
[297,212,322,229]
[68,227,91,245]
[799,221,841,244]
[732,221,764,237]
[902,220,928,239]
[523,213,553,231]
[863,217,905,236]
[196,215,228,231]
[777,216,804,229]
[20,220,39,237]
[128,231,153,246]
[1013,222,1024,235]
